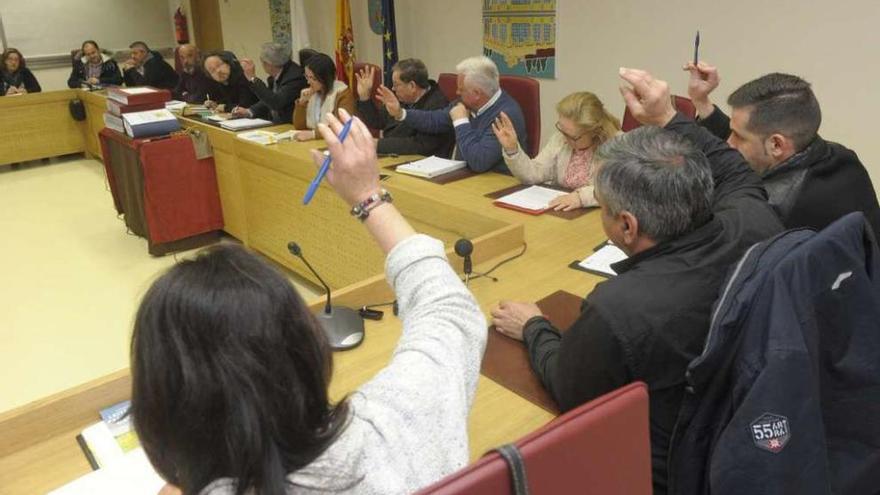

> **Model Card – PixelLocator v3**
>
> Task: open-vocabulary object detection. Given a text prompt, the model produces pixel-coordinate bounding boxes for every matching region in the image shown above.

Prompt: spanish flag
[335,0,356,85]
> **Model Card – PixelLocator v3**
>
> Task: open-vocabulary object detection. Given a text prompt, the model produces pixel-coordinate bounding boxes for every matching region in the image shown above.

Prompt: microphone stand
[288,241,364,351]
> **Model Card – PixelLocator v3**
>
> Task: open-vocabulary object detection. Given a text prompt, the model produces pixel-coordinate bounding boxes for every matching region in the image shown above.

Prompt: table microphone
[454,239,498,285]
[287,241,364,351]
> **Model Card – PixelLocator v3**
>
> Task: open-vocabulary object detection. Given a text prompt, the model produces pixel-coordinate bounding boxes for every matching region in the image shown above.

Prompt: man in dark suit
[173,43,217,103]
[233,42,306,124]
[355,58,454,158]
[122,41,178,90]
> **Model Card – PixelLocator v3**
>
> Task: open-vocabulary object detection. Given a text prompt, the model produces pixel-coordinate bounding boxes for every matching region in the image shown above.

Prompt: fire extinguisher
[174,7,190,44]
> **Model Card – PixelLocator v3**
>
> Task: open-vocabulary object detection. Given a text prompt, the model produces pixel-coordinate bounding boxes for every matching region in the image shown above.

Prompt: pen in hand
[302,117,356,205]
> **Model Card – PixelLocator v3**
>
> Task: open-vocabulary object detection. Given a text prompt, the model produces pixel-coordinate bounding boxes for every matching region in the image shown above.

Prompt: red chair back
[437,72,458,102]
[622,95,696,131]
[499,75,540,157]
[416,382,652,495]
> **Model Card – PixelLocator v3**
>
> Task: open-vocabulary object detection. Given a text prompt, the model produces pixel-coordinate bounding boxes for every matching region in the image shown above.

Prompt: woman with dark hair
[67,40,123,88]
[132,109,486,495]
[1,48,41,95]
[202,51,257,112]
[292,53,355,141]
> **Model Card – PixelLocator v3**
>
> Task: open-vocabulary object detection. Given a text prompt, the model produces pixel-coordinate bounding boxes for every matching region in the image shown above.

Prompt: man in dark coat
[122,41,178,90]
[233,42,306,124]
[684,61,880,236]
[354,58,453,157]
[490,68,783,495]
[67,40,123,88]
[172,44,217,103]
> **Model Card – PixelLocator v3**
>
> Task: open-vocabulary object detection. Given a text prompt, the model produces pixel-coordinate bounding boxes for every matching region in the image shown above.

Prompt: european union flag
[380,0,398,88]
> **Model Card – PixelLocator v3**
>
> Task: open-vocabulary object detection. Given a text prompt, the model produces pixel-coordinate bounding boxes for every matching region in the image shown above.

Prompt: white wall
[350,0,880,189]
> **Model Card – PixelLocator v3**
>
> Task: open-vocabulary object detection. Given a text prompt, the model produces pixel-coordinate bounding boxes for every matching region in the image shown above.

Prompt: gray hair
[594,127,714,243]
[260,42,291,67]
[455,55,499,96]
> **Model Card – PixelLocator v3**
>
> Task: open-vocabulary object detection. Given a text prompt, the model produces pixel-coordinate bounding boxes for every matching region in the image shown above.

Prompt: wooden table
[0,95,611,494]
[0,90,86,166]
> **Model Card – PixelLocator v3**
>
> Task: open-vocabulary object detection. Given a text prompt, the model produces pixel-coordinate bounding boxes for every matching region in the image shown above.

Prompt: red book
[106,87,171,106]
[106,99,166,117]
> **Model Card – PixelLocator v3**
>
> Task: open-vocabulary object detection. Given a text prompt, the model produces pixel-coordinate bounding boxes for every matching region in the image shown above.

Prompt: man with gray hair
[490,68,782,494]
[235,42,307,123]
[379,55,527,173]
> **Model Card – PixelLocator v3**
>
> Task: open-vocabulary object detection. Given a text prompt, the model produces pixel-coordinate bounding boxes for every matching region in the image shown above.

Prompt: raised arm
[312,109,487,479]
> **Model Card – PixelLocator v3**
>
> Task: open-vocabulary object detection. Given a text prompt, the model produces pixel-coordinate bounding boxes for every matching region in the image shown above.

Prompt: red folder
[106,87,171,106]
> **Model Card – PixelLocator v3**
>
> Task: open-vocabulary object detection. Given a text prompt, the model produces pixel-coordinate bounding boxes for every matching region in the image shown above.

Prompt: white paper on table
[577,244,628,277]
[119,87,157,95]
[396,156,466,178]
[48,448,164,495]
[495,185,567,211]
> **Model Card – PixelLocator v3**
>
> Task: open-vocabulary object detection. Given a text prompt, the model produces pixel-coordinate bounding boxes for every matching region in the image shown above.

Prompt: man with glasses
[354,59,454,157]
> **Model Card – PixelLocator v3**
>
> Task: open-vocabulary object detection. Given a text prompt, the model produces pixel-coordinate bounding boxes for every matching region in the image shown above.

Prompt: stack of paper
[493,185,567,214]
[396,156,467,178]
[577,244,628,277]
[164,100,187,114]
[122,109,181,138]
[220,118,273,131]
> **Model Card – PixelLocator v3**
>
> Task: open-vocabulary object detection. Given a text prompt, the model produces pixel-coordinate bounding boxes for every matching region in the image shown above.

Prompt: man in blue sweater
[378,55,527,173]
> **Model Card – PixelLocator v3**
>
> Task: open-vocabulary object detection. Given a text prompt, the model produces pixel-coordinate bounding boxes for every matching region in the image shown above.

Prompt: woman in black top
[1,48,41,95]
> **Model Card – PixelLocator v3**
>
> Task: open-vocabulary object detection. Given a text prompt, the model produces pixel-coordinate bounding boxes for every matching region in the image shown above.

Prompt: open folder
[482,290,584,414]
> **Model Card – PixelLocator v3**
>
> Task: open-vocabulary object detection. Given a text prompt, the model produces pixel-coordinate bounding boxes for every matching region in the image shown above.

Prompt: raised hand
[375,85,402,118]
[491,111,519,153]
[240,58,257,80]
[618,67,677,127]
[310,109,380,206]
[682,61,720,118]
[355,65,376,101]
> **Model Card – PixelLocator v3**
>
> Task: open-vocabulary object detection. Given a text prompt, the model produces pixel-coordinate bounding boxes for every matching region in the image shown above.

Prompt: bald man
[172,43,217,103]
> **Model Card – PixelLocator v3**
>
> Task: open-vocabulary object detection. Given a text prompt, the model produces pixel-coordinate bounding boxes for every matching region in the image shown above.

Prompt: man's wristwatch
[350,189,393,221]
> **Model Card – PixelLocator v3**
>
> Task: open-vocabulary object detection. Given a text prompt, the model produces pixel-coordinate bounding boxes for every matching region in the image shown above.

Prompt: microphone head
[454,239,473,257]
[287,241,302,257]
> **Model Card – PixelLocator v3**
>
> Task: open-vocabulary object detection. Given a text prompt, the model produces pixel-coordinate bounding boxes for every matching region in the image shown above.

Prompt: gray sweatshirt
[201,234,488,494]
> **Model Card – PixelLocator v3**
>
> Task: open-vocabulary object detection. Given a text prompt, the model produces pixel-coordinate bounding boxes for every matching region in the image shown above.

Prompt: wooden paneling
[190,0,224,52]
[0,90,85,165]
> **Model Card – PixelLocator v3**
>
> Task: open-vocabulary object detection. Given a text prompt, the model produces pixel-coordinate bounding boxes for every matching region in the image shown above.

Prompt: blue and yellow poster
[482,0,557,79]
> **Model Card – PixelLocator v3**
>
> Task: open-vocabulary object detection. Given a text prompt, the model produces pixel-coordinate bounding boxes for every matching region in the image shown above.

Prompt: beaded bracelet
[350,189,393,222]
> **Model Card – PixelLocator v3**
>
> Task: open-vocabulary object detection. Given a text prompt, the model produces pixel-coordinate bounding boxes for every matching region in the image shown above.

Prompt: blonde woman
[492,92,621,210]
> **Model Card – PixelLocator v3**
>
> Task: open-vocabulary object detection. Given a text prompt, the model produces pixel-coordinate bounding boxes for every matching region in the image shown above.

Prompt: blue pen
[302,118,355,204]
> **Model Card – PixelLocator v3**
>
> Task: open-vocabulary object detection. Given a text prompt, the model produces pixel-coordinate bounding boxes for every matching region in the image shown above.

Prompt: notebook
[395,156,467,178]
[220,118,274,131]
[493,185,568,214]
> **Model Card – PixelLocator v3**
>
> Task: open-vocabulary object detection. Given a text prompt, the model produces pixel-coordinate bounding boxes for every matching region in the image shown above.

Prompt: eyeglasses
[555,122,588,142]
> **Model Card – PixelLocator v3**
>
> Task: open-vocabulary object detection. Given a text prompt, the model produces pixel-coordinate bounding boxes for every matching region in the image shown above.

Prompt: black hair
[82,40,100,52]
[305,53,337,95]
[130,243,348,495]
[393,58,430,89]
[727,73,821,152]
[129,41,150,52]
[298,48,320,68]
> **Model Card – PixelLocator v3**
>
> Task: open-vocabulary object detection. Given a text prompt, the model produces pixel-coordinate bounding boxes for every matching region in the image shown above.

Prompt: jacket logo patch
[750,413,790,453]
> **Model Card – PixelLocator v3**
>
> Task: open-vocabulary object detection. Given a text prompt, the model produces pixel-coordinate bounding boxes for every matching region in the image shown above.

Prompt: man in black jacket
[354,59,453,157]
[233,42,306,124]
[172,44,216,103]
[490,68,783,495]
[122,41,178,90]
[67,40,123,88]
[684,61,880,235]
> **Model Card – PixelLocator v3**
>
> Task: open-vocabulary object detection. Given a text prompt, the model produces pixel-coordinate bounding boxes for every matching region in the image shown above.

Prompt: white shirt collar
[474,89,502,118]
